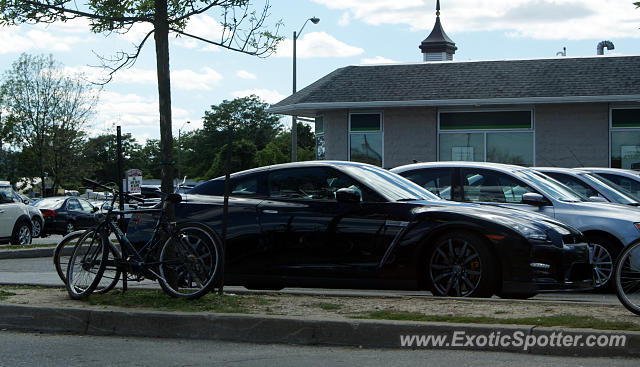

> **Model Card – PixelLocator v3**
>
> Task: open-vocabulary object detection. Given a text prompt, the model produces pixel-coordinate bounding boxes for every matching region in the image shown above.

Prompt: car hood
[409,199,581,235]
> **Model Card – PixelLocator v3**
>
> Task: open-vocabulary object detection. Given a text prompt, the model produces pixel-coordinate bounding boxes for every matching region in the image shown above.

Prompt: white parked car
[0,182,32,245]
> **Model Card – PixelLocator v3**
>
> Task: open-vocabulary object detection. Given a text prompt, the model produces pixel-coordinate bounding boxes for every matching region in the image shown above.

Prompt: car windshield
[516,170,587,202]
[582,173,640,204]
[340,164,441,202]
[32,197,65,209]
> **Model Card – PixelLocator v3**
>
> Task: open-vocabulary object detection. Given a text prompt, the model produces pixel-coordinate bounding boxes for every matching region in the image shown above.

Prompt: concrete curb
[0,248,57,259]
[0,304,638,357]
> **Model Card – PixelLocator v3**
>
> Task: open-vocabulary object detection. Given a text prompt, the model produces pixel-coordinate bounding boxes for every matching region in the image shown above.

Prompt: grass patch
[359,311,640,331]
[5,243,57,249]
[305,302,342,311]
[83,289,271,313]
[0,290,17,300]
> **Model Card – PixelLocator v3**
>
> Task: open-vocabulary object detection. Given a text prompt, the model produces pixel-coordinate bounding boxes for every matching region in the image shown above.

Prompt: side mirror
[92,206,100,213]
[522,192,546,206]
[588,196,608,203]
[336,188,361,203]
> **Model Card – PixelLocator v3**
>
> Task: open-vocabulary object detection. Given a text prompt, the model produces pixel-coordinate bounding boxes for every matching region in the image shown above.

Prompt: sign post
[126,169,142,195]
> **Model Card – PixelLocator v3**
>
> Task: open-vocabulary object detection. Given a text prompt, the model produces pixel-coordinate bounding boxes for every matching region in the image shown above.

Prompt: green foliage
[205,138,258,179]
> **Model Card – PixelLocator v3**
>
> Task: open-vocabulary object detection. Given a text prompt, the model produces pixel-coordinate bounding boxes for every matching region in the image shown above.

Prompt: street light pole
[177,120,190,181]
[292,16,319,162]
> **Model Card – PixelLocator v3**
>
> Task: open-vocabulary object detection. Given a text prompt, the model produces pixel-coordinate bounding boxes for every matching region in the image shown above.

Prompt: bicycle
[614,240,640,315]
[65,178,221,300]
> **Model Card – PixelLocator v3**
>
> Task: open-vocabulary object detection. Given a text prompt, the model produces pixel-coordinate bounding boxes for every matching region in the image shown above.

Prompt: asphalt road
[1,331,637,367]
[0,256,620,304]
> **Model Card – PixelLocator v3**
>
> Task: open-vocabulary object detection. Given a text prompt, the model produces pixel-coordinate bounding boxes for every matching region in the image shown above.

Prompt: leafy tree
[0,0,283,194]
[82,132,145,183]
[204,138,257,178]
[1,53,97,195]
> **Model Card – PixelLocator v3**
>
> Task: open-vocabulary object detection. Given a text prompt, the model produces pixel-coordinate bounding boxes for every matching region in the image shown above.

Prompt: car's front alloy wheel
[428,232,496,298]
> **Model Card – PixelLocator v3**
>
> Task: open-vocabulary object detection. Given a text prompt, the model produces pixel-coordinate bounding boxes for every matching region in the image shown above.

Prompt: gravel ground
[2,286,639,328]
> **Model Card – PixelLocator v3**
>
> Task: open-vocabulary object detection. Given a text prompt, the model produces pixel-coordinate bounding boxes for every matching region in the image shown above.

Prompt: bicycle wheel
[55,229,121,294]
[66,230,109,300]
[614,241,640,315]
[53,230,86,284]
[158,222,221,299]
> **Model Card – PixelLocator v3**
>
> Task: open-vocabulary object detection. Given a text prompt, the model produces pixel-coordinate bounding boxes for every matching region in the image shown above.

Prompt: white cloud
[236,70,257,79]
[338,12,351,27]
[173,14,226,52]
[231,89,286,104]
[360,56,398,64]
[274,32,364,59]
[91,91,192,142]
[0,27,85,54]
[63,65,223,91]
[313,0,640,40]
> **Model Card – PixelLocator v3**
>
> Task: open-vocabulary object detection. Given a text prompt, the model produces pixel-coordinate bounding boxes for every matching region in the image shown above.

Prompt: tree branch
[17,0,152,23]
[90,29,155,85]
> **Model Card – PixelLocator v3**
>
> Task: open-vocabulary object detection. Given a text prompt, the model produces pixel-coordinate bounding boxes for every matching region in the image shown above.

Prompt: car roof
[210,160,381,180]
[581,167,640,176]
[535,167,591,175]
[391,161,526,174]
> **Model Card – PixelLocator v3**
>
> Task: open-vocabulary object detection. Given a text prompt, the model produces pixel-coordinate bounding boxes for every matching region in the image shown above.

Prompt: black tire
[614,241,640,316]
[427,231,497,298]
[586,234,620,291]
[65,230,108,300]
[10,220,32,246]
[158,222,221,299]
[54,229,120,294]
[31,218,42,238]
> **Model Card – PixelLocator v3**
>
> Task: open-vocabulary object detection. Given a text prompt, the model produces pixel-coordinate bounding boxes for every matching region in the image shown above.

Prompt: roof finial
[436,0,440,17]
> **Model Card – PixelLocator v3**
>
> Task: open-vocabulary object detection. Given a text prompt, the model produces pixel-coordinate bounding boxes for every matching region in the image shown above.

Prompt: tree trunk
[154,0,174,195]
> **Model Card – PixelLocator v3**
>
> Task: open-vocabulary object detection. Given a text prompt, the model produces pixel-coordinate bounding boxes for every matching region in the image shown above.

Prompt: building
[270,2,640,169]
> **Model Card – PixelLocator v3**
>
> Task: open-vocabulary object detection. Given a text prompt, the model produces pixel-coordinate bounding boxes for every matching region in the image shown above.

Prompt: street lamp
[292,16,320,162]
[177,120,190,181]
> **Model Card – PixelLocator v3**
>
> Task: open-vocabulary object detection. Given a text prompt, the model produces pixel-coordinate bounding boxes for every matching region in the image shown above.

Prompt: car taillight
[41,209,56,217]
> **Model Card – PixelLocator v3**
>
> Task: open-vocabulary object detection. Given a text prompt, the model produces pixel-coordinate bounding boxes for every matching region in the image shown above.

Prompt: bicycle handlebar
[82,177,146,203]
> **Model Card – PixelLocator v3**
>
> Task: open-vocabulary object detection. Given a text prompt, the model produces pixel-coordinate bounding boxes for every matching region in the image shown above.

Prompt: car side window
[0,188,13,204]
[461,169,535,204]
[78,199,94,213]
[67,199,81,210]
[599,174,640,198]
[267,167,379,202]
[402,168,452,200]
[231,177,259,196]
[543,172,599,199]
[188,180,225,196]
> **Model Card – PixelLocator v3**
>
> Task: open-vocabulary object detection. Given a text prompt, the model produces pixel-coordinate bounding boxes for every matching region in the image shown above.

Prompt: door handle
[262,209,278,214]
[0,209,5,213]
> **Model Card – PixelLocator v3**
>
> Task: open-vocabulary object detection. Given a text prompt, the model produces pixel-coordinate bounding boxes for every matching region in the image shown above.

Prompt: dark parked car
[32,196,101,235]
[127,161,592,298]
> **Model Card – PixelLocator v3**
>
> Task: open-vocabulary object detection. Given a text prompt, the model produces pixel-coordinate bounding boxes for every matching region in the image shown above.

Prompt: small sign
[126,169,143,194]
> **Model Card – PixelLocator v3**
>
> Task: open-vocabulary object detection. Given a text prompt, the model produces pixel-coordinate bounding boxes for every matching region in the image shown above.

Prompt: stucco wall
[535,103,609,167]
[323,110,349,161]
[383,107,437,168]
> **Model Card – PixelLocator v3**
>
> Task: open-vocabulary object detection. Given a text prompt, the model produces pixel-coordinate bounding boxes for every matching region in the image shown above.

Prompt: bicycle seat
[167,193,182,204]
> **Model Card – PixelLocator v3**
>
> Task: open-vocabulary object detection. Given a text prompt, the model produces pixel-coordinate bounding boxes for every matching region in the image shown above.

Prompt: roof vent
[597,40,614,55]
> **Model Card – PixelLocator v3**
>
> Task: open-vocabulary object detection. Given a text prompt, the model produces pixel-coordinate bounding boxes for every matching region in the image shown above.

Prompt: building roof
[269,55,640,115]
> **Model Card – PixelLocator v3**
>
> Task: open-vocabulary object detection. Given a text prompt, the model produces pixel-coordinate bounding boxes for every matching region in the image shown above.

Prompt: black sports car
[127,161,593,298]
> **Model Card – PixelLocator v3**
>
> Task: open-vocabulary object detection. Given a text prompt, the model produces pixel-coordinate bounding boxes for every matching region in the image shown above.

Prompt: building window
[611,108,640,169]
[315,115,325,160]
[349,112,383,167]
[438,110,534,166]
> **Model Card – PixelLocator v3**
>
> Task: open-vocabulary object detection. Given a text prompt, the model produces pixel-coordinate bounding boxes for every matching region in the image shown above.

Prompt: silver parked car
[580,168,640,200]
[391,162,640,289]
[536,167,640,206]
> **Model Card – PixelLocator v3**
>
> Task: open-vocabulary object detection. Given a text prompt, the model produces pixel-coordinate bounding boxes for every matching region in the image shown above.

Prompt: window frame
[609,106,640,169]
[348,111,384,167]
[437,108,535,166]
[315,114,325,160]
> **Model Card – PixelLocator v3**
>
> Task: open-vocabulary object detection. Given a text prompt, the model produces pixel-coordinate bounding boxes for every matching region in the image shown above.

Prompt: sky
[0,0,639,144]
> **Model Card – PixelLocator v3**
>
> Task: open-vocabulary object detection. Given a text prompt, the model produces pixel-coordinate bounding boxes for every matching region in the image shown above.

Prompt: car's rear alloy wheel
[65,222,75,235]
[11,221,32,246]
[428,232,496,298]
